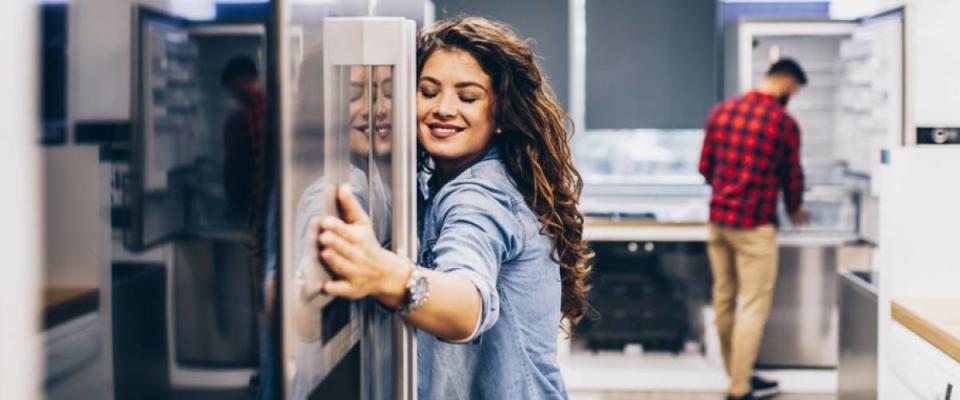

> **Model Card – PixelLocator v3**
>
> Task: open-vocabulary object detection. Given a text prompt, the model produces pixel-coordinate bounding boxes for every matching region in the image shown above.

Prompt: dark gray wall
[430,0,570,111]
[585,0,717,130]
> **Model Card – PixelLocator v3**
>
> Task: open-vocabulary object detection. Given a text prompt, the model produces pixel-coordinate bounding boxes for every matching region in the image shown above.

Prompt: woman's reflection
[352,65,394,239]
[289,64,394,399]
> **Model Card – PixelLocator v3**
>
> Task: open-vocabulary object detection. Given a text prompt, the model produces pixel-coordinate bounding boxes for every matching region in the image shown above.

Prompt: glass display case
[574,129,711,223]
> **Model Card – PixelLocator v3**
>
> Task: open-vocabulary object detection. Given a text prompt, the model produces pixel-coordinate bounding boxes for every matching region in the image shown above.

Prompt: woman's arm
[312,184,482,341]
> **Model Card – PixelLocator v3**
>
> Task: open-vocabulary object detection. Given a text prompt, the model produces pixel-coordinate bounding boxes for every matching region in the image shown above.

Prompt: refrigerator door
[135,11,269,389]
[279,14,416,400]
[128,7,268,250]
[850,8,904,156]
[128,6,192,251]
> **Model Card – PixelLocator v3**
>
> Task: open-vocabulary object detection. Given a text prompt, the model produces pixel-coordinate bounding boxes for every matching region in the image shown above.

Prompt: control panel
[917,127,960,145]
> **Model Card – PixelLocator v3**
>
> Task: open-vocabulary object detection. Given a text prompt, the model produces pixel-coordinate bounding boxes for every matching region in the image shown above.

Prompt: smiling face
[349,66,394,159]
[417,49,497,175]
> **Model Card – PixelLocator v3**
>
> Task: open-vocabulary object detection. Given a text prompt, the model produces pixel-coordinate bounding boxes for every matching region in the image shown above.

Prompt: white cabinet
[886,322,960,399]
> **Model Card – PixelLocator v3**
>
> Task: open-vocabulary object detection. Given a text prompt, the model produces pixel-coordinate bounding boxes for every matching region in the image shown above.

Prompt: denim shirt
[417,147,568,400]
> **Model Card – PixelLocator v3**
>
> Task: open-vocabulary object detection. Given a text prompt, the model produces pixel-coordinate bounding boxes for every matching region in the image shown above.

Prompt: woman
[312,17,592,399]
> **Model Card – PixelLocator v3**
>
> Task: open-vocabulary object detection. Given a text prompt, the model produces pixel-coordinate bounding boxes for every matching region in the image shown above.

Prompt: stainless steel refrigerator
[724,9,904,368]
[123,1,427,399]
[275,3,425,400]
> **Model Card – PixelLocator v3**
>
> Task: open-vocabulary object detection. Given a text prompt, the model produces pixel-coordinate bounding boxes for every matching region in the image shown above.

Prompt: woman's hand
[315,184,484,341]
[313,184,411,309]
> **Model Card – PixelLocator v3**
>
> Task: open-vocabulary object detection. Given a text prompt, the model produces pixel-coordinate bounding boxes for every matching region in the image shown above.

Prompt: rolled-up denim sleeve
[431,178,523,341]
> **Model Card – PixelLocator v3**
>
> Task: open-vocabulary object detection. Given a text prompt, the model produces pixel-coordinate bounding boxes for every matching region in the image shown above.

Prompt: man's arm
[779,117,805,218]
[699,112,717,185]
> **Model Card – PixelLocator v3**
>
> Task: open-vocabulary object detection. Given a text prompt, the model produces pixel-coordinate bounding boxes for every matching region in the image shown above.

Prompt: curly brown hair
[417,17,594,326]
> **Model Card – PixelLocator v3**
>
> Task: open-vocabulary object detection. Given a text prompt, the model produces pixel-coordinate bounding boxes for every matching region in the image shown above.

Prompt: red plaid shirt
[699,90,804,228]
[223,88,268,228]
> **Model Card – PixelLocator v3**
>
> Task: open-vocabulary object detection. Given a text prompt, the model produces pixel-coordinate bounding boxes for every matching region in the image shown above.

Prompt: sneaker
[750,375,781,399]
[726,395,756,400]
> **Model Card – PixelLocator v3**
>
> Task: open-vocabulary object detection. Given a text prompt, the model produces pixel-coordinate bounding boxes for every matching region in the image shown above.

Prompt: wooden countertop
[583,218,708,242]
[44,287,99,330]
[892,298,960,364]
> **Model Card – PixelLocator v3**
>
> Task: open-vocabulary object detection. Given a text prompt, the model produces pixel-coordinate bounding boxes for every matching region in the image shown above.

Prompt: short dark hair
[766,58,808,86]
[220,56,258,86]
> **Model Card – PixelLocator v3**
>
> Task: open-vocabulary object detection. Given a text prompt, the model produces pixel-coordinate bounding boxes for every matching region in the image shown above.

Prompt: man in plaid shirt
[220,56,276,398]
[699,58,810,400]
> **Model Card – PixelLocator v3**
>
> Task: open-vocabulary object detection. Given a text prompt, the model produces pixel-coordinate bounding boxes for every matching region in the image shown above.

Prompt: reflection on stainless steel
[281,16,416,400]
[839,269,878,400]
[288,62,368,398]
[290,64,398,400]
[757,245,839,368]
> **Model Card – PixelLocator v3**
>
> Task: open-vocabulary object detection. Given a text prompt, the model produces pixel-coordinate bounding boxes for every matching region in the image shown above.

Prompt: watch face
[404,269,429,312]
[417,275,429,296]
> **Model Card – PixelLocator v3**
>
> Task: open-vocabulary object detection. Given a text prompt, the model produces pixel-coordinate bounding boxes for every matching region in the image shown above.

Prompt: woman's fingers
[320,247,360,280]
[337,184,371,224]
[323,280,363,299]
[317,230,368,265]
[319,216,365,244]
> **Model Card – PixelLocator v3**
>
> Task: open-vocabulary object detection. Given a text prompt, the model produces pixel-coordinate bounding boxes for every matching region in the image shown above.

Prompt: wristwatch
[398,266,430,315]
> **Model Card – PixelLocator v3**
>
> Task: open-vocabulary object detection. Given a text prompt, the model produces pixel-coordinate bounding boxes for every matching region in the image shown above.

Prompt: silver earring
[496,128,503,135]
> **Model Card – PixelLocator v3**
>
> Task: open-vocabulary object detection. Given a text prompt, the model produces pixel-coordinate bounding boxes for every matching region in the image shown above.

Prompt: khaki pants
[707,224,779,397]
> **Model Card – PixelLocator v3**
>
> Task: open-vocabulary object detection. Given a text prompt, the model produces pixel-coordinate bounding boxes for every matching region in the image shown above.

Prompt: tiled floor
[560,352,837,394]
[571,392,836,400]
